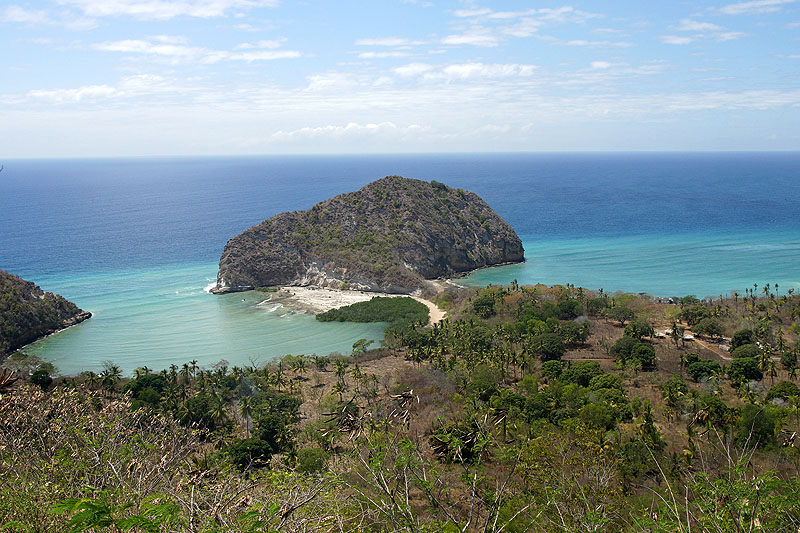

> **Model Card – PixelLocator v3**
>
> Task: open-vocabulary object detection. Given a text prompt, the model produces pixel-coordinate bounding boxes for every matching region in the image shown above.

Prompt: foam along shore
[275,286,446,325]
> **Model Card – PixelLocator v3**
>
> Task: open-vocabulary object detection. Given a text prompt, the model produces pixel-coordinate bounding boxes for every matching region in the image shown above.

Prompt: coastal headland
[0,270,91,358]
[211,176,524,295]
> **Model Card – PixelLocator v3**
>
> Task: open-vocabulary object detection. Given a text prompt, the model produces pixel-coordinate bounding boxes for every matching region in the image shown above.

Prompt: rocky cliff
[213,176,524,294]
[0,270,91,356]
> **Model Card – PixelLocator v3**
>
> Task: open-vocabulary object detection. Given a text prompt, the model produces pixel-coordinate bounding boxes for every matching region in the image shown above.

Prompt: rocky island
[212,176,524,294]
[0,270,91,357]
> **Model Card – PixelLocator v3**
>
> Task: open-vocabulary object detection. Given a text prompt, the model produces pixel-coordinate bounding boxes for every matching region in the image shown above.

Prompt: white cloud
[562,39,633,47]
[28,84,118,103]
[716,31,747,40]
[93,38,301,63]
[94,39,204,57]
[2,5,51,24]
[675,19,723,32]
[56,0,279,20]
[1,4,96,29]
[590,61,617,69]
[267,122,428,143]
[234,38,286,50]
[661,18,747,44]
[227,50,300,62]
[393,62,434,76]
[453,8,493,17]
[23,74,183,104]
[439,62,537,79]
[717,0,796,15]
[454,6,599,24]
[661,35,697,45]
[441,27,500,47]
[305,73,355,91]
[358,51,411,59]
[149,34,190,44]
[355,37,426,46]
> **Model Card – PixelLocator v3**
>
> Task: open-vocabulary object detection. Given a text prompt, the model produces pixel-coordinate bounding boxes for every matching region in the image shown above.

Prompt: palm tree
[334,360,349,387]
[767,359,778,385]
[332,381,347,402]
[210,390,227,425]
[101,364,122,395]
[82,371,100,390]
[239,396,253,438]
[190,360,198,378]
[292,357,307,379]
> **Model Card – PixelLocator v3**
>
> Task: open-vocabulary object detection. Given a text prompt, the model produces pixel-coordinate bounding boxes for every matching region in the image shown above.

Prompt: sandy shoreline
[275,286,446,325]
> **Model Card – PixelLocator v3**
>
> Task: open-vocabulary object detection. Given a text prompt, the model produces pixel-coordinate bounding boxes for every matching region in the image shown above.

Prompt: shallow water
[24,263,386,375]
[2,153,798,374]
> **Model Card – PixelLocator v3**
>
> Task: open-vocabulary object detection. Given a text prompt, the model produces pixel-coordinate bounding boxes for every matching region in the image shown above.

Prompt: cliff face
[0,270,91,356]
[213,176,524,294]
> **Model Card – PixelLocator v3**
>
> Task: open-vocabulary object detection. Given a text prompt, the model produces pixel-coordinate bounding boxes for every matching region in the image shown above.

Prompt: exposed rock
[0,270,91,356]
[213,176,524,294]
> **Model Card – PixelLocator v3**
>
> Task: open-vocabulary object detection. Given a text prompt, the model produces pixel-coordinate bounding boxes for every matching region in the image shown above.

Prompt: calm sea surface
[1,153,798,374]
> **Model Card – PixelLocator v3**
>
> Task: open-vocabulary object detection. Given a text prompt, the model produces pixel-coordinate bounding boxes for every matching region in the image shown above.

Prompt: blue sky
[2,0,799,157]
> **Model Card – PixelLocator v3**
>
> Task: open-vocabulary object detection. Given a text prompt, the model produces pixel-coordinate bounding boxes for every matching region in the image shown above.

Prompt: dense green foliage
[316,296,429,336]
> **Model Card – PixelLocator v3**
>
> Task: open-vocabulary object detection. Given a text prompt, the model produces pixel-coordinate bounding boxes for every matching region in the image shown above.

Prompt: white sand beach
[277,286,446,325]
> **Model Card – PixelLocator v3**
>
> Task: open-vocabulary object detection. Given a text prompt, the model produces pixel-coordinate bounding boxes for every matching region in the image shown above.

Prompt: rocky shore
[0,270,92,357]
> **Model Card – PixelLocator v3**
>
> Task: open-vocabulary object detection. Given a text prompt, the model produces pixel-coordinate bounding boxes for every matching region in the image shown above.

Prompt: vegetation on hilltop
[213,176,524,294]
[0,270,90,357]
[3,281,800,531]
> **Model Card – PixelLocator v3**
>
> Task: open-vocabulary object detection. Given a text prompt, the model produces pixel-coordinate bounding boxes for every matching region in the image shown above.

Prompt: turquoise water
[463,228,800,298]
[23,263,386,375]
[2,153,798,375]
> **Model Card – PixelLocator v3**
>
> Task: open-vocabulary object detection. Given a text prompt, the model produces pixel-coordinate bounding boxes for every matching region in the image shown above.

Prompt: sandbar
[276,286,446,325]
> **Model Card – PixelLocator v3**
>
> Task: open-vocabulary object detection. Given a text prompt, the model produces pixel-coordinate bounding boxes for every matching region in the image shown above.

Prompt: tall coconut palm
[239,396,253,437]
[210,390,227,425]
[101,364,122,395]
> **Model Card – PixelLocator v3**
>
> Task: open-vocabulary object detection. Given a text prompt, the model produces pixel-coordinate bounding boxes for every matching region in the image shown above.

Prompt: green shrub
[589,373,624,391]
[579,403,616,430]
[624,319,653,340]
[728,357,763,384]
[541,360,563,381]
[30,368,52,391]
[735,404,778,448]
[687,359,722,382]
[228,438,273,470]
[317,296,428,335]
[731,343,760,359]
[610,336,638,361]
[693,317,724,338]
[296,447,328,474]
[529,332,564,361]
[730,329,754,350]
[631,343,657,370]
[765,381,800,402]
[561,361,603,387]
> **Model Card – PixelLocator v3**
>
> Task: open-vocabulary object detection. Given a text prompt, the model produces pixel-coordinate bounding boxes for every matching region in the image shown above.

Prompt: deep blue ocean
[1,153,798,374]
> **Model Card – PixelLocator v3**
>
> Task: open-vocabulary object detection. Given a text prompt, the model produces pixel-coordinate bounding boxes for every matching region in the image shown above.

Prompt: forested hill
[0,270,90,356]
[212,176,524,294]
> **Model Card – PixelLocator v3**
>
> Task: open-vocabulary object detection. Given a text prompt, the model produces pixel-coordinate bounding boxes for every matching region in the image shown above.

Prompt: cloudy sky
[2,0,800,157]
